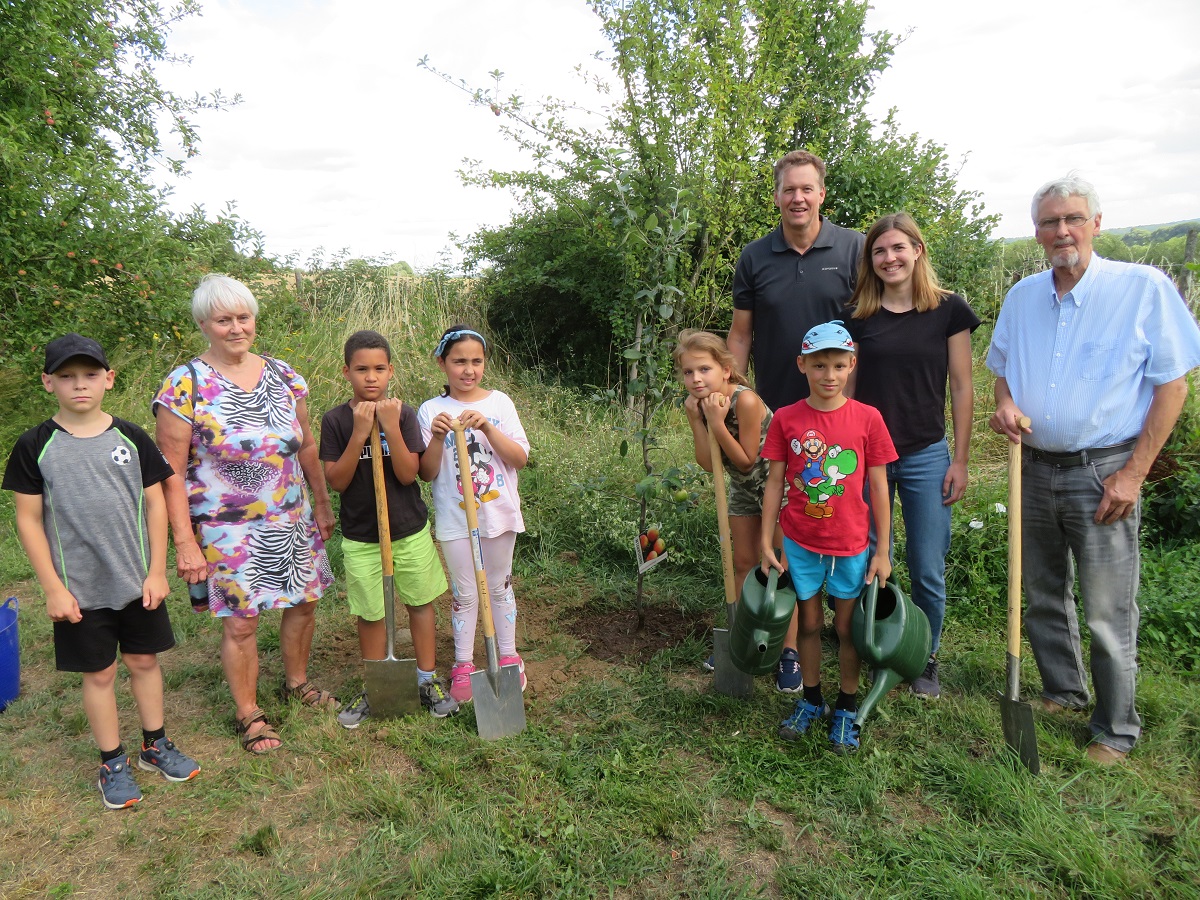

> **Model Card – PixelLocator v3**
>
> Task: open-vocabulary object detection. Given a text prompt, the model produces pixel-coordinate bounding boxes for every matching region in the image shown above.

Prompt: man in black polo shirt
[727,150,863,693]
[728,150,864,412]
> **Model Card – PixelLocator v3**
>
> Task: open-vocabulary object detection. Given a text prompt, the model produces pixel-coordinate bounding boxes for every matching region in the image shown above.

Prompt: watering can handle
[862,576,882,660]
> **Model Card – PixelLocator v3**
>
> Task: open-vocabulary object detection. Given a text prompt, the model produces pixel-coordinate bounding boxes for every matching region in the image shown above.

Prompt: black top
[733,218,864,411]
[847,293,981,456]
[319,402,429,543]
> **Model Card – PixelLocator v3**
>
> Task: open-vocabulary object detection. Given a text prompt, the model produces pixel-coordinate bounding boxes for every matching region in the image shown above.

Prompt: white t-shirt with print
[417,390,529,541]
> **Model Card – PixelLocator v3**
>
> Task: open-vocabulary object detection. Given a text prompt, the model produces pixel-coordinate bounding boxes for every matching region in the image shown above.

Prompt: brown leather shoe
[1085,743,1129,765]
[1040,698,1068,714]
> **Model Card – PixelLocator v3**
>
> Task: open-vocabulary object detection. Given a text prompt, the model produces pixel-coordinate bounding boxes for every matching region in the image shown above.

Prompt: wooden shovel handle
[370,420,393,577]
[451,419,495,639]
[1006,417,1030,658]
[708,422,737,607]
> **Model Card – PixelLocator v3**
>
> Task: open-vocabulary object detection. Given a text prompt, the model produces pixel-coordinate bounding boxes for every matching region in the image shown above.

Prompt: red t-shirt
[762,399,897,556]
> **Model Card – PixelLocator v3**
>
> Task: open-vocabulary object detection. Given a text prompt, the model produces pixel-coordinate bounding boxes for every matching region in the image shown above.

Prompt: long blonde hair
[672,330,749,386]
[850,212,950,318]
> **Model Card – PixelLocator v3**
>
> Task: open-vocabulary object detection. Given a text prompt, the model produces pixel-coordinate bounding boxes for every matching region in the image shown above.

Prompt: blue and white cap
[800,320,855,355]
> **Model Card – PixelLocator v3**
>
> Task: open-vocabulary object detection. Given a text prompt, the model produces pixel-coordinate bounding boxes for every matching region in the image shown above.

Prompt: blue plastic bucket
[0,597,17,711]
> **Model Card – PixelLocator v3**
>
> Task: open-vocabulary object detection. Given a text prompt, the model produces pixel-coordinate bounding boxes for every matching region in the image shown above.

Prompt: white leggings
[439,531,518,663]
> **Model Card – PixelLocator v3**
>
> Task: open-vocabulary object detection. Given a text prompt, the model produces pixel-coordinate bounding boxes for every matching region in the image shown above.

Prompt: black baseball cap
[43,333,110,374]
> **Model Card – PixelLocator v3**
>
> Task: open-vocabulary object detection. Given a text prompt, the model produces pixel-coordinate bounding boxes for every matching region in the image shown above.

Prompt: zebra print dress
[154,357,334,617]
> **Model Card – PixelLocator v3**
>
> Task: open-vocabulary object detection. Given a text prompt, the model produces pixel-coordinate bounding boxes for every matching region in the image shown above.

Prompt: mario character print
[790,429,859,519]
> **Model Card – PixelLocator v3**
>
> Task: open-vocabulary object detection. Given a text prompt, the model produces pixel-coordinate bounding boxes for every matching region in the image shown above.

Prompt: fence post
[1179,228,1197,314]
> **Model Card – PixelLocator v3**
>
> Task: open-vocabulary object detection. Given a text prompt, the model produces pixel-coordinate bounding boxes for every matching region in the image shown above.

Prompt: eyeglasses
[1036,214,1091,231]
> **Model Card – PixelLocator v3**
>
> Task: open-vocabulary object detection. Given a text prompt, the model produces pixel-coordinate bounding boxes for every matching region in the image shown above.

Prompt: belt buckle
[1077,449,1089,467]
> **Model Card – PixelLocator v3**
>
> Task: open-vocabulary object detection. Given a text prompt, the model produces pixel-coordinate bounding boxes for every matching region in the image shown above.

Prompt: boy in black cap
[3,334,201,809]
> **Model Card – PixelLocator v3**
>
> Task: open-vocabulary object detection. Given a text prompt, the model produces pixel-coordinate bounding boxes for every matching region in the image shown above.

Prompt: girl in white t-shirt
[418,326,530,704]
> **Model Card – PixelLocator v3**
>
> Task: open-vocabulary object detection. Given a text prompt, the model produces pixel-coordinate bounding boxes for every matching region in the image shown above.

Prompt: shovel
[1000,416,1040,774]
[709,422,754,699]
[451,419,526,739]
[362,419,421,719]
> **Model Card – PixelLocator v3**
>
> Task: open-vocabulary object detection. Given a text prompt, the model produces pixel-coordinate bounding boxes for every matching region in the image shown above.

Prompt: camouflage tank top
[721,385,772,509]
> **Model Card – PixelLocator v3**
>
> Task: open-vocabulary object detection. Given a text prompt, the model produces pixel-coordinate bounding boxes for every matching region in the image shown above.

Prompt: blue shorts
[782,536,868,602]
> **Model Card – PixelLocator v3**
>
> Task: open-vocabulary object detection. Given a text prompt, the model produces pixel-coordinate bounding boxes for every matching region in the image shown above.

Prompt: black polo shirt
[732,218,864,411]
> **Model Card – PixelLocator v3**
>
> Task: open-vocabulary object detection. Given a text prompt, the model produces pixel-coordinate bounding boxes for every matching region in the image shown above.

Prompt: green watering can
[729,567,797,676]
[851,577,931,728]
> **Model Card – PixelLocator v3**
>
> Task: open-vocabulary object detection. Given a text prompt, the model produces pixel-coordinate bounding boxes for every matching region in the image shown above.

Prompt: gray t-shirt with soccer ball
[2,417,173,611]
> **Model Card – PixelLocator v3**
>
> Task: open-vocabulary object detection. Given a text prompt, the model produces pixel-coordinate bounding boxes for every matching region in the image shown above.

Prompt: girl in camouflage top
[675,330,772,603]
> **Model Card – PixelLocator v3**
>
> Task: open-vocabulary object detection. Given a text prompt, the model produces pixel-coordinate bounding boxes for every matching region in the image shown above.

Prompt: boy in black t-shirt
[3,334,200,810]
[320,331,457,726]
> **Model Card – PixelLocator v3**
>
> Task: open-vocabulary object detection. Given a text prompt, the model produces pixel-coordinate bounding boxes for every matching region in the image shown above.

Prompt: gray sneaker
[910,657,941,699]
[138,737,201,782]
[420,676,460,718]
[98,757,142,810]
[337,693,370,729]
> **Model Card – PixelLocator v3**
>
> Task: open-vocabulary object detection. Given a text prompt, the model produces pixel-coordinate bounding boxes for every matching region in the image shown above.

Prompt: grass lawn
[1,281,1196,897]
[1,560,1197,898]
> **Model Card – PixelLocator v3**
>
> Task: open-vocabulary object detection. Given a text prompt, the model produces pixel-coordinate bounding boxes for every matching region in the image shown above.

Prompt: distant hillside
[1004,220,1199,246]
[1104,220,1199,238]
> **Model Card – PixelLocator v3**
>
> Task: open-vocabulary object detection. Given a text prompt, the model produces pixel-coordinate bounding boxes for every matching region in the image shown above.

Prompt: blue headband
[434,329,486,358]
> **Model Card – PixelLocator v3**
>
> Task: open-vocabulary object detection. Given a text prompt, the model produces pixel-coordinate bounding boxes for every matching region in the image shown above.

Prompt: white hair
[191,274,259,324]
[1031,173,1102,223]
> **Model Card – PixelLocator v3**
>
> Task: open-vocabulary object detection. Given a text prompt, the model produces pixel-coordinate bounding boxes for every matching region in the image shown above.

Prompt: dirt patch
[563,603,710,665]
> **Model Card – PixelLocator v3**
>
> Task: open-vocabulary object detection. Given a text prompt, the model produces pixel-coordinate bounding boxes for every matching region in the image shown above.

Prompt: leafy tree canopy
[428,0,999,384]
[0,0,254,369]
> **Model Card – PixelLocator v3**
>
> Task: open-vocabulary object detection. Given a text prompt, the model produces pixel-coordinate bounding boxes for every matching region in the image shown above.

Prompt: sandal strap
[283,680,337,709]
[235,706,269,733]
[240,720,281,753]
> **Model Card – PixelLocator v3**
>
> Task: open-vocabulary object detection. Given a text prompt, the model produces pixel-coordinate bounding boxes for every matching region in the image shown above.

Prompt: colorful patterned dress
[153,357,333,617]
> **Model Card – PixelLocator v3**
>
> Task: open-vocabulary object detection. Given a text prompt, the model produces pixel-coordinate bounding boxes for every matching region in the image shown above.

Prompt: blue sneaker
[828,708,861,754]
[702,654,715,672]
[778,698,828,741]
[138,737,201,782]
[775,648,801,693]
[98,757,142,810]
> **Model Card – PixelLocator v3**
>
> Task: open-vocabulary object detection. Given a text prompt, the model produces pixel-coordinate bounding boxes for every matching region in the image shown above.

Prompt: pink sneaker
[449,663,476,704]
[499,655,527,692]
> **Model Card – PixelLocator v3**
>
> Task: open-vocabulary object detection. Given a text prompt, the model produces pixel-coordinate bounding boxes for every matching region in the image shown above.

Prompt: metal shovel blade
[470,638,526,740]
[364,656,420,719]
[1000,654,1041,775]
[712,605,753,699]
[362,573,421,719]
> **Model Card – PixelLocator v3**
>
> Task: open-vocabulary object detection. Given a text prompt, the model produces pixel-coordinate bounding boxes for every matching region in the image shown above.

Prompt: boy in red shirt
[760,321,897,752]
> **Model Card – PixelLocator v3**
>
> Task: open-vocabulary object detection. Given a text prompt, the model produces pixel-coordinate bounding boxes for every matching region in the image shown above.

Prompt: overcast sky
[155,0,1200,268]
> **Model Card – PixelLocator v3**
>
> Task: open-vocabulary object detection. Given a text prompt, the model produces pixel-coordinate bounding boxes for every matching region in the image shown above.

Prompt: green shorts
[342,523,448,621]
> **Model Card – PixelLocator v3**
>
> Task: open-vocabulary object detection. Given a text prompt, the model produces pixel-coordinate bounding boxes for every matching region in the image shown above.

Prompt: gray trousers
[1021,449,1142,753]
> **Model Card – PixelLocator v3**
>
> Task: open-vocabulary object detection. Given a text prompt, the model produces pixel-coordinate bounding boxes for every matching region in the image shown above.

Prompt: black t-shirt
[732,219,864,411]
[318,402,429,543]
[847,293,981,456]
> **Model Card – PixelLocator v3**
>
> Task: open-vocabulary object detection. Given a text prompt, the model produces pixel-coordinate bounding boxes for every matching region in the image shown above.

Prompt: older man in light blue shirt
[987,174,1200,764]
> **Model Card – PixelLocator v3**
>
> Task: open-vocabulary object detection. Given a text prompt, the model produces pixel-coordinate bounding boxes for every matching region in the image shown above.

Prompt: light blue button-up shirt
[986,254,1200,453]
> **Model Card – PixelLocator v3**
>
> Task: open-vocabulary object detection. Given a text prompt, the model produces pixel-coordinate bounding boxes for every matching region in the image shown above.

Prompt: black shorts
[53,599,176,673]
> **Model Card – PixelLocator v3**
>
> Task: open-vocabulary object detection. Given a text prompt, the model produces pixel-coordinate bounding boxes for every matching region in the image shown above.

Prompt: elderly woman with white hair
[155,274,337,753]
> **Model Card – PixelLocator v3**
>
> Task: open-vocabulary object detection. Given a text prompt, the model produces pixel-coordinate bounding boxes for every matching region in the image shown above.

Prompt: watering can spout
[850,578,931,729]
[857,669,904,726]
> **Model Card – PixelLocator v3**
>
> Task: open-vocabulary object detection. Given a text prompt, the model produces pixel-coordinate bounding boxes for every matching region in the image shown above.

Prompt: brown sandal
[280,680,340,711]
[235,707,282,754]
